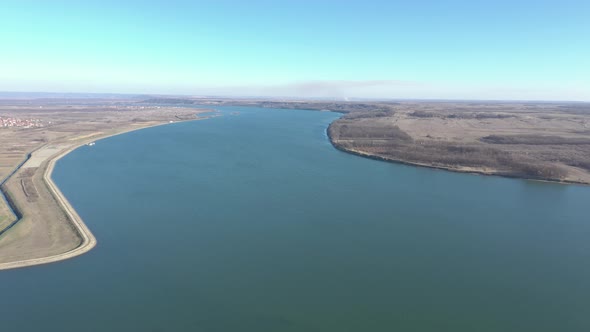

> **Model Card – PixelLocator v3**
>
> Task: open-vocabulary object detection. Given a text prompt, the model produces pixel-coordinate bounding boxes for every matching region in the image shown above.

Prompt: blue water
[1,106,589,331]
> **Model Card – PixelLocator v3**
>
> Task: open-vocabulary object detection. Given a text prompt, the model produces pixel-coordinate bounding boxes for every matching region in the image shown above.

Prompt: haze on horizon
[1,0,589,101]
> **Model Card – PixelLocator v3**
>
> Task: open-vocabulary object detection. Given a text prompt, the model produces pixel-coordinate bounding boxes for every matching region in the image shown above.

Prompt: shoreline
[326,122,590,187]
[0,117,205,271]
[2,106,585,270]
[0,147,97,270]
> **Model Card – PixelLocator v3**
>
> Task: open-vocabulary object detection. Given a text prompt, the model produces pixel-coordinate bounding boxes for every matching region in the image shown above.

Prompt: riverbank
[327,121,590,186]
[327,124,589,186]
[324,103,590,185]
[0,145,96,270]
[0,109,212,270]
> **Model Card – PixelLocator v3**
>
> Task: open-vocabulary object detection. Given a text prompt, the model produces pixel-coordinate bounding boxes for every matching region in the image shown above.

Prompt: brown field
[0,100,211,268]
[326,101,590,184]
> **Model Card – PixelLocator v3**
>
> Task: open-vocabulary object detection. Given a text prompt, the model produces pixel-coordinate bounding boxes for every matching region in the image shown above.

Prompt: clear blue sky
[1,0,589,100]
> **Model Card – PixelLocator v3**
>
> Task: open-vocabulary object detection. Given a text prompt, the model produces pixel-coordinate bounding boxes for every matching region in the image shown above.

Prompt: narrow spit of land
[0,145,97,270]
[0,101,213,270]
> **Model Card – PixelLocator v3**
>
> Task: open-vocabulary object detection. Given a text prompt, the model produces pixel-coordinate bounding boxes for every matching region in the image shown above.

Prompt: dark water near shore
[1,106,590,331]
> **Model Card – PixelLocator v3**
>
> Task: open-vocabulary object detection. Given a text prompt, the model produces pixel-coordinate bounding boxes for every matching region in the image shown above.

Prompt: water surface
[1,106,589,331]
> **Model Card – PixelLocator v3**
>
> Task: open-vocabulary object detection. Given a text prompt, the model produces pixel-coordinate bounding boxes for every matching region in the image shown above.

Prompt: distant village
[0,116,43,128]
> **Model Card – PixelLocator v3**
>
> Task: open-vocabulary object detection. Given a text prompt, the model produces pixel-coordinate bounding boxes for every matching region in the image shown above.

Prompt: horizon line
[0,90,589,104]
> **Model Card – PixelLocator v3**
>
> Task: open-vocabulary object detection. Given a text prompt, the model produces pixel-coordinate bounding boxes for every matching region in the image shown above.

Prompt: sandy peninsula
[0,101,213,270]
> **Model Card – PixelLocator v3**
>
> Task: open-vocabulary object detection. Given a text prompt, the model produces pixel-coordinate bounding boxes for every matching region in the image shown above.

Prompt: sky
[1,0,589,100]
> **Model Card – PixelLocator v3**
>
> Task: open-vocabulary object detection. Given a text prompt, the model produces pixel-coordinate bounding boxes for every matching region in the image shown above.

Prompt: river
[1,106,589,331]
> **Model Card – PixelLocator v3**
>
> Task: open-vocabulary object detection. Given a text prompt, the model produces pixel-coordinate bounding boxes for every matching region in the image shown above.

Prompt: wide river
[1,106,589,331]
